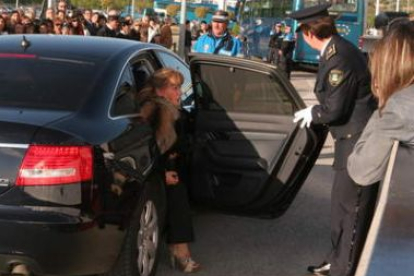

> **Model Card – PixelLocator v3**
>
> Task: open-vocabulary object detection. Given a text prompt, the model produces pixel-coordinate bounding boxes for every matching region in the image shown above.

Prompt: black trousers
[165,181,194,244]
[267,48,279,64]
[327,169,379,276]
[278,54,293,80]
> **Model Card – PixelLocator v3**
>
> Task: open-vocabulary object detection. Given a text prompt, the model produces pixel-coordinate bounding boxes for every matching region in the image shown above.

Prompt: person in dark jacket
[278,24,295,79]
[184,20,192,63]
[290,4,379,276]
[96,15,118,37]
[267,22,283,64]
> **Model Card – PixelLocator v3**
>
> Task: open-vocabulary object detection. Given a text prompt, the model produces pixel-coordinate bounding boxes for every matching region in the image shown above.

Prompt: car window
[111,56,158,118]
[155,51,194,109]
[0,56,97,111]
[111,67,138,117]
[195,64,295,115]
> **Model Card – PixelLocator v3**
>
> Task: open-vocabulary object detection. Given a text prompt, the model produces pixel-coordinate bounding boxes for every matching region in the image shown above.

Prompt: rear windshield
[0,55,98,111]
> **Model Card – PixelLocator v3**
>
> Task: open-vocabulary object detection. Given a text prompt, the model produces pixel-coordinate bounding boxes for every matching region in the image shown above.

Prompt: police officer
[267,22,283,64]
[290,4,379,276]
[193,10,243,57]
[278,23,295,79]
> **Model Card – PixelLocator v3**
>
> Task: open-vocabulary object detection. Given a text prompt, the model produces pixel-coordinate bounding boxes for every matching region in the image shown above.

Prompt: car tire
[107,174,166,276]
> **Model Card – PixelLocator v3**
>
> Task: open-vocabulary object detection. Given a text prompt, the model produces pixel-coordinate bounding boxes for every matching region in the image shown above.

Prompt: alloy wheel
[137,200,159,276]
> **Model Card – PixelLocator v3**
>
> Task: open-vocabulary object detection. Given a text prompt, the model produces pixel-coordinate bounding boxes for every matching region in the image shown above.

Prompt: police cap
[289,3,331,24]
[212,10,229,23]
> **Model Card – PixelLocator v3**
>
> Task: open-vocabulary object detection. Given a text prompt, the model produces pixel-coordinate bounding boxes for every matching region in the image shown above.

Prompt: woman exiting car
[136,68,200,273]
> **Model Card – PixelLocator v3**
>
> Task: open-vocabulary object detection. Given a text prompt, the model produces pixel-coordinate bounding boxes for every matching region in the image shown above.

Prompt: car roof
[0,34,158,63]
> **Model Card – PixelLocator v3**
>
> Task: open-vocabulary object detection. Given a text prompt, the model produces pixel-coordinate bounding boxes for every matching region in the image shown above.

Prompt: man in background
[193,10,243,57]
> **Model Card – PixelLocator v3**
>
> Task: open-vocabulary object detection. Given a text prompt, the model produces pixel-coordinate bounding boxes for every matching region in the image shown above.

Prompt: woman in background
[348,20,414,185]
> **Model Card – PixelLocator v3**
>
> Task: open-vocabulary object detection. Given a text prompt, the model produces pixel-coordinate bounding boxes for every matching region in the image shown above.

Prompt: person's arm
[347,100,404,185]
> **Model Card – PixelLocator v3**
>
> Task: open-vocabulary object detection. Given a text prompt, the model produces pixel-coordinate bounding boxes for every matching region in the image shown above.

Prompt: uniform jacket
[311,35,376,169]
[193,32,243,57]
[348,84,414,186]
[268,31,282,48]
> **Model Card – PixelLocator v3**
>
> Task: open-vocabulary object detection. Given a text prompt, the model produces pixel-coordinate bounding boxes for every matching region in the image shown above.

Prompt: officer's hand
[293,105,314,128]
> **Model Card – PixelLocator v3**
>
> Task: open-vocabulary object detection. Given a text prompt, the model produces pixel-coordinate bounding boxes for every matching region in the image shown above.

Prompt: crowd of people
[0,1,176,48]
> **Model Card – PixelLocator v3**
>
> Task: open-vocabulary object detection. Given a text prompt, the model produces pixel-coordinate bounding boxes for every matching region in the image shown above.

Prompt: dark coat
[96,25,117,37]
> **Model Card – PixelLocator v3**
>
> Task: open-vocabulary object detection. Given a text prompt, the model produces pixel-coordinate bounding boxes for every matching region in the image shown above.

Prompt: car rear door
[188,54,327,217]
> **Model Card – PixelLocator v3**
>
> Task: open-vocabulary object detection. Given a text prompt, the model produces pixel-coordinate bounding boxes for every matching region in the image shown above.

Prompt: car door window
[130,56,158,93]
[155,51,193,108]
[111,67,138,117]
[111,56,158,118]
[195,64,295,115]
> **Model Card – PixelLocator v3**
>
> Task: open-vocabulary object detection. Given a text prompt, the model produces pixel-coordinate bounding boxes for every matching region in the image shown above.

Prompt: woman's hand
[165,170,179,185]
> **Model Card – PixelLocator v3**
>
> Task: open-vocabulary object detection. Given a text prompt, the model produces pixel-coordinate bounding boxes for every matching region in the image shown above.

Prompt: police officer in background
[278,23,295,79]
[193,10,243,57]
[267,22,283,64]
[290,4,379,276]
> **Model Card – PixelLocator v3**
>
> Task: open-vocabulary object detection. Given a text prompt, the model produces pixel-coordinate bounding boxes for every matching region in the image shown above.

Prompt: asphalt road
[156,71,336,276]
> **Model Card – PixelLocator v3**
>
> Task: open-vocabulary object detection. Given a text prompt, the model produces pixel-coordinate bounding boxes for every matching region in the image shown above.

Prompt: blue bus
[153,0,236,23]
[292,0,366,65]
[236,0,366,65]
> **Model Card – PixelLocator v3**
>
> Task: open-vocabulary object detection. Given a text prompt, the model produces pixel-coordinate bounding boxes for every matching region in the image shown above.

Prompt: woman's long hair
[369,20,414,111]
[136,68,184,154]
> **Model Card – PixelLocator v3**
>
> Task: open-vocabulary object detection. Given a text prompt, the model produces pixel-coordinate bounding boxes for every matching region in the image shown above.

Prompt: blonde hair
[137,68,184,103]
[369,21,414,111]
[136,68,184,154]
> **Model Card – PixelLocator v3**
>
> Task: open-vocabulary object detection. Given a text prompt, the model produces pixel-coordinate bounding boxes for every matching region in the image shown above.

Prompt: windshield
[0,55,97,111]
[303,0,357,13]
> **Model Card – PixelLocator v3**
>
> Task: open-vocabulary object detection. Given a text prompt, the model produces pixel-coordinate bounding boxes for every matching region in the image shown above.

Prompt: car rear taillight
[16,145,93,186]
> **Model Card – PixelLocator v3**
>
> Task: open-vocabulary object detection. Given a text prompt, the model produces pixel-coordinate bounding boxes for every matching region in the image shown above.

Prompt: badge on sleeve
[329,69,344,86]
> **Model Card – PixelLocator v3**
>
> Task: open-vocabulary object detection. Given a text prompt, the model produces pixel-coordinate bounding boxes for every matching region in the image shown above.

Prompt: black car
[0,35,327,276]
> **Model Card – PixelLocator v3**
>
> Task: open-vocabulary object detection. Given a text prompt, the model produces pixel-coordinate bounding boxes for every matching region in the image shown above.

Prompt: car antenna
[21,36,31,51]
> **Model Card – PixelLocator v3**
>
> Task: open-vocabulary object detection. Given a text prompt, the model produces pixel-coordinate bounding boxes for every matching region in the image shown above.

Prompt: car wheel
[107,175,166,276]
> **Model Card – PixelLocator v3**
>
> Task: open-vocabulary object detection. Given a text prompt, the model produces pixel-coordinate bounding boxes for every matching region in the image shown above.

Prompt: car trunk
[0,110,73,194]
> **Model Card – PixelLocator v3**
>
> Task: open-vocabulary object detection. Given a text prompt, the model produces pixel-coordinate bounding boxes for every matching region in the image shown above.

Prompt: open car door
[188,54,328,218]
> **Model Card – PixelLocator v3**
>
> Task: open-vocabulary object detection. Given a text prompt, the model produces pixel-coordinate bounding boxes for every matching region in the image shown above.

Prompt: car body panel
[188,54,327,217]
[356,142,414,276]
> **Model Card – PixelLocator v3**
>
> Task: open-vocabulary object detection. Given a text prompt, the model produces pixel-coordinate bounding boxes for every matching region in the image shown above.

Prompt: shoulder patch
[325,44,336,60]
[329,69,344,86]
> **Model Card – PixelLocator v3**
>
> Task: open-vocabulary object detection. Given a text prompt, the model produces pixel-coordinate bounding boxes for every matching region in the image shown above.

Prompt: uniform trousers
[165,181,195,244]
[328,167,379,276]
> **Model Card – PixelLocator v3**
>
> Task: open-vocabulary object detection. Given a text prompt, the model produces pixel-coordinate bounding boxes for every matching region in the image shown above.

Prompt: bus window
[302,0,357,13]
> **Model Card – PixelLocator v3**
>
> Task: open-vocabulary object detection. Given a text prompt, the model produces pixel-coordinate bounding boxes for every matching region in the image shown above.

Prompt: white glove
[293,105,314,128]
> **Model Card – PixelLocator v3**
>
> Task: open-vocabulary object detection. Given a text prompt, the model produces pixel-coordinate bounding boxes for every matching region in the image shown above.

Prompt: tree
[194,6,209,20]
[100,0,112,11]
[136,0,153,13]
[166,4,180,18]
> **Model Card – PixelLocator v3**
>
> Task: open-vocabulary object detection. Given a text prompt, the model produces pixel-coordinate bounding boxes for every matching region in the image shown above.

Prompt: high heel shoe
[170,255,201,273]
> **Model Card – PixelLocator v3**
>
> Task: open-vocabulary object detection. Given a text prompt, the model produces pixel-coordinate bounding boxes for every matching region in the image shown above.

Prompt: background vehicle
[291,0,366,65]
[235,0,412,65]
[0,35,327,276]
[358,11,410,54]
